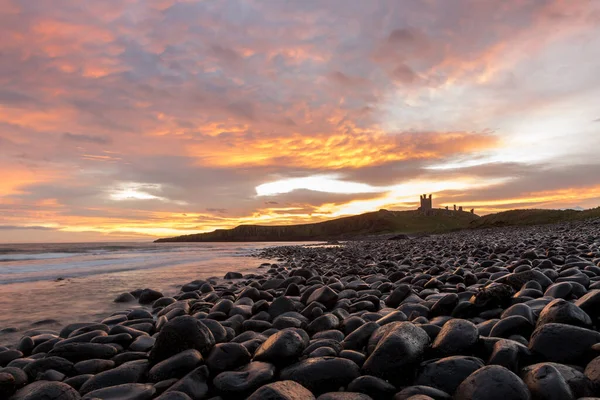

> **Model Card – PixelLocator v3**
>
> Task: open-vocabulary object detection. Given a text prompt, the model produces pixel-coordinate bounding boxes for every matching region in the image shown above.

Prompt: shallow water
[0,241,312,346]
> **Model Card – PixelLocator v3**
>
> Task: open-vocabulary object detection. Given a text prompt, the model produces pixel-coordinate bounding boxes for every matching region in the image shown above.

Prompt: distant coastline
[155,207,600,243]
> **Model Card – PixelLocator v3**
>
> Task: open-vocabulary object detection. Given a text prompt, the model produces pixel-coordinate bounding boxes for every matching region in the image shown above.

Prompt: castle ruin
[418,194,474,215]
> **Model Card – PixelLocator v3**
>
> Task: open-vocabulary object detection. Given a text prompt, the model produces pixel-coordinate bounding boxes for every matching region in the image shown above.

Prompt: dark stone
[155,391,193,400]
[415,356,484,395]
[307,286,338,309]
[79,359,149,395]
[23,356,75,380]
[164,365,210,400]
[529,323,600,365]
[114,292,136,303]
[253,329,307,366]
[347,374,397,399]
[129,336,156,352]
[317,393,373,399]
[280,357,360,395]
[454,365,530,400]
[64,374,93,391]
[584,356,600,395]
[149,316,215,365]
[246,380,315,400]
[393,385,451,400]
[522,363,575,400]
[362,322,430,386]
[10,381,81,400]
[148,349,204,382]
[224,272,243,279]
[536,298,592,328]
[48,343,117,363]
[81,383,156,399]
[0,350,23,367]
[74,359,115,375]
[139,288,164,304]
[0,372,16,398]
[206,342,251,373]
[213,361,275,396]
[431,319,478,357]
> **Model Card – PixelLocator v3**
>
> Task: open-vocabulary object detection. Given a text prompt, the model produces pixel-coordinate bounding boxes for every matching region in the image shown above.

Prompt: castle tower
[419,194,433,213]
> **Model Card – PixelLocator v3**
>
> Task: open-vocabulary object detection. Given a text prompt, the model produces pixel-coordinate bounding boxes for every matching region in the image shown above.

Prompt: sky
[1,0,600,243]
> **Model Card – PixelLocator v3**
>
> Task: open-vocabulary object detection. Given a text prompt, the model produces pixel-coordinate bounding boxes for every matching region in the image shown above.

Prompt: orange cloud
[190,130,499,169]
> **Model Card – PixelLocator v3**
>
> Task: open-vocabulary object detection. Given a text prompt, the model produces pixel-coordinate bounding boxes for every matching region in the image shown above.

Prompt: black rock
[362,322,430,386]
[454,365,530,400]
[347,374,397,399]
[155,391,193,400]
[307,286,338,309]
[522,363,575,400]
[393,385,451,400]
[139,288,164,304]
[48,343,117,363]
[74,359,115,375]
[164,365,210,400]
[529,323,600,365]
[415,356,484,395]
[246,380,315,400]
[81,383,156,399]
[213,361,275,396]
[536,298,592,328]
[79,359,149,395]
[431,319,478,357]
[10,381,81,400]
[114,292,136,303]
[0,350,23,367]
[23,356,75,380]
[253,329,306,366]
[280,357,360,395]
[148,349,204,382]
[206,342,251,373]
[149,316,215,365]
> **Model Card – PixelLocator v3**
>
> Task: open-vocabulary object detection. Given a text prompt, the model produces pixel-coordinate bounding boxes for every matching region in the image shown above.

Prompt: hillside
[469,207,600,228]
[155,209,480,242]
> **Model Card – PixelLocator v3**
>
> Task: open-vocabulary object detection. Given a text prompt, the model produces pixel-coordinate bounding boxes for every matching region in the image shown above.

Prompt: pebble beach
[2,219,600,399]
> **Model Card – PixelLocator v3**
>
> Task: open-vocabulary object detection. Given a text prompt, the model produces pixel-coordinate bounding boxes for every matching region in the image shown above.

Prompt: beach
[1,220,600,399]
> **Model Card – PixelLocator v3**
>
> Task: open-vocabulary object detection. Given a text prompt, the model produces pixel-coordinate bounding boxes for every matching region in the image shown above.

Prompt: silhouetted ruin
[418,195,474,215]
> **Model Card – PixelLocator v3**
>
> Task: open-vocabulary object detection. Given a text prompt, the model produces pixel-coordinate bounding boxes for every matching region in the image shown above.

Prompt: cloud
[0,0,599,241]
[0,225,57,230]
[62,132,111,144]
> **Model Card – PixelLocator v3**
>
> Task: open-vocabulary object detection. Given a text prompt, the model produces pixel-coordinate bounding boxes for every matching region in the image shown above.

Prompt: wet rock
[307,286,339,309]
[393,385,451,400]
[74,359,115,375]
[148,349,204,382]
[431,319,478,357]
[82,383,156,399]
[10,381,81,400]
[455,365,530,400]
[362,322,430,386]
[23,356,75,380]
[150,316,215,365]
[139,288,164,304]
[415,356,484,395]
[536,298,592,328]
[213,361,275,396]
[280,357,360,395]
[48,343,117,363]
[164,365,210,400]
[0,350,23,367]
[206,342,251,373]
[253,329,307,366]
[529,323,600,365]
[114,292,136,303]
[347,374,397,399]
[79,359,149,395]
[247,380,316,400]
[522,363,574,400]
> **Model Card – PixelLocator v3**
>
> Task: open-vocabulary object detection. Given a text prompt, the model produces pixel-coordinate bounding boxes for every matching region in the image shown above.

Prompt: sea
[0,241,311,346]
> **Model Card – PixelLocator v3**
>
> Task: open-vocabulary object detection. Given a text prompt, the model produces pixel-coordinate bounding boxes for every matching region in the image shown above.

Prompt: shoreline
[0,218,599,399]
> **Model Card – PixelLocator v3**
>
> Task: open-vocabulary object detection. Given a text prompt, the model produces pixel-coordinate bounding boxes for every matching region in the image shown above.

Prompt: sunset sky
[1,0,600,242]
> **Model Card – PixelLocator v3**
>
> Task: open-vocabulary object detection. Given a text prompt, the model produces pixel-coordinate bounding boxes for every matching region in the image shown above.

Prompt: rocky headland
[2,218,600,399]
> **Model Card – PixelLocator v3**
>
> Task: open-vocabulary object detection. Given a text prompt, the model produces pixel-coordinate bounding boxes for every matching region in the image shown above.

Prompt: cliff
[155,209,480,242]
